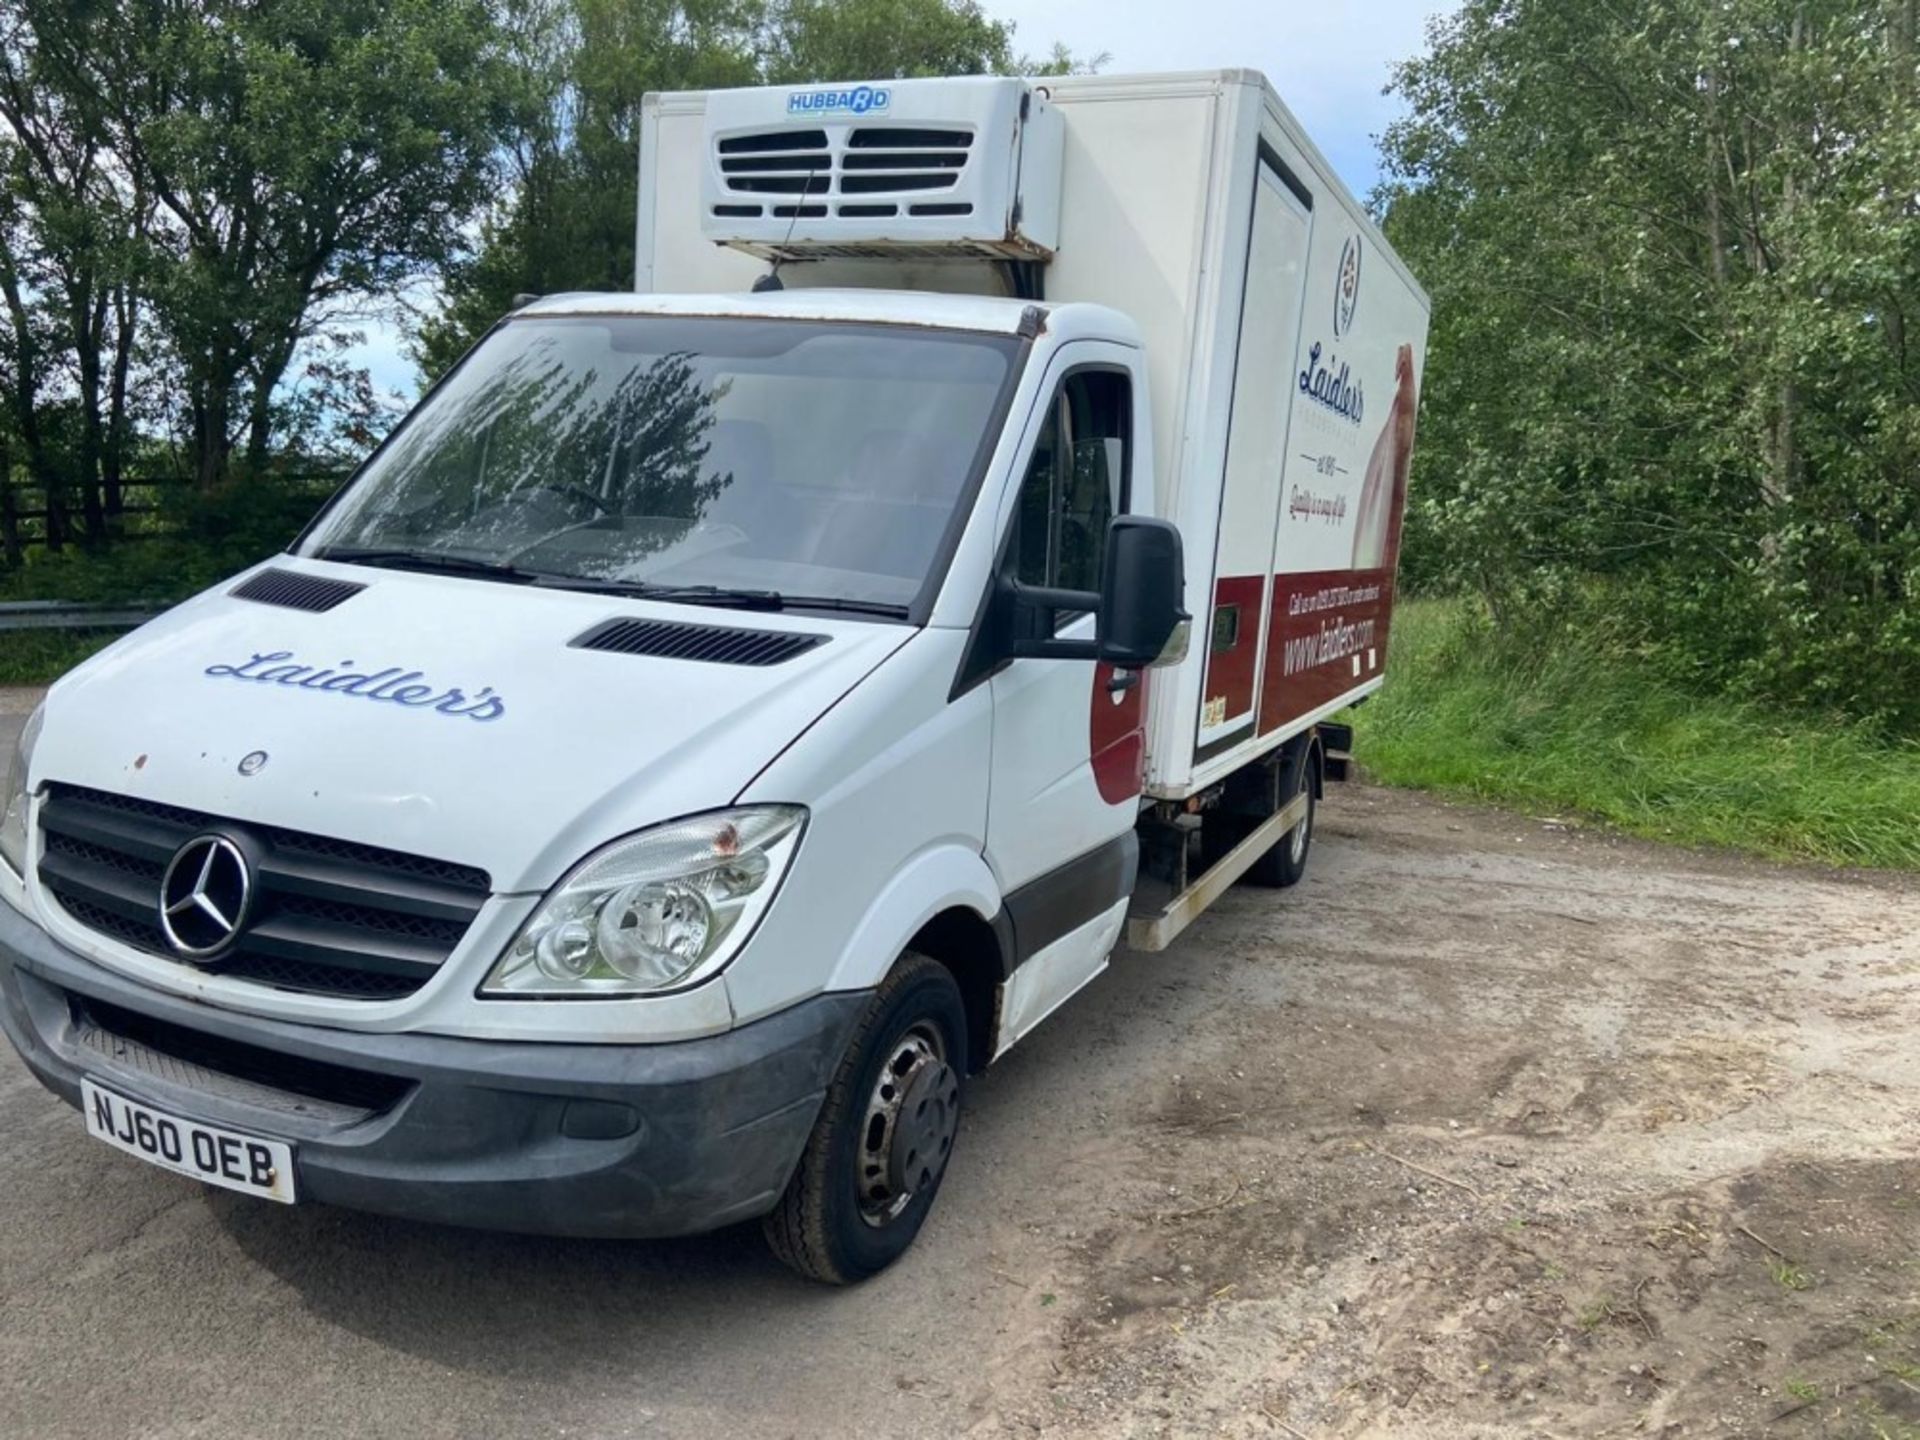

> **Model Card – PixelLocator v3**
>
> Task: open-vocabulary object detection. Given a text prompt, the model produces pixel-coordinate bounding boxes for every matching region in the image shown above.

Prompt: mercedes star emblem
[158,835,252,959]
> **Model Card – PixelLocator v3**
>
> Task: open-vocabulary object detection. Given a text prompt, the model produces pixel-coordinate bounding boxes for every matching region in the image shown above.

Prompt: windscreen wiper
[530,577,785,610]
[530,576,909,619]
[768,595,911,619]
[315,546,544,584]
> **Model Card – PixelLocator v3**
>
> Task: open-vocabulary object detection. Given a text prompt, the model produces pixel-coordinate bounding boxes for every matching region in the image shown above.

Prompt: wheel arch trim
[822,843,1005,995]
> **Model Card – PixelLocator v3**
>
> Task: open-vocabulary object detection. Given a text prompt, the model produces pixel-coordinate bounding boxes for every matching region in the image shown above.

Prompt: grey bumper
[0,901,866,1238]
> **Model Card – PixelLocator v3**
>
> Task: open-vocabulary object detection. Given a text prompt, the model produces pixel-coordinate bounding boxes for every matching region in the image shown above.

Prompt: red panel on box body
[1258,567,1394,735]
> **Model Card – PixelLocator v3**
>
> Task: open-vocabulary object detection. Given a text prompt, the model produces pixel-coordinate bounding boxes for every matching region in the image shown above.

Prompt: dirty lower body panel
[0,901,865,1238]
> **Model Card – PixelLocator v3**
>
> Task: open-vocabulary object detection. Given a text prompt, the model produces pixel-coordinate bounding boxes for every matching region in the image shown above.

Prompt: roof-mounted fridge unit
[699,77,1064,261]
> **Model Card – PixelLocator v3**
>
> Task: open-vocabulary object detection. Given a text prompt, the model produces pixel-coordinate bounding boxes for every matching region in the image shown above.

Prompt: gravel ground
[1,761,1916,1439]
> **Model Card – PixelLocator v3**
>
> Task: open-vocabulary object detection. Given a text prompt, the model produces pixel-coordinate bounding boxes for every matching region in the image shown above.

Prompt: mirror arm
[1010,581,1101,614]
[997,579,1104,661]
[1011,633,1102,661]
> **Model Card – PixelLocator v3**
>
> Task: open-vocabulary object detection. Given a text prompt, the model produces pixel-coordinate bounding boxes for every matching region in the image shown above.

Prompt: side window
[1009,369,1130,627]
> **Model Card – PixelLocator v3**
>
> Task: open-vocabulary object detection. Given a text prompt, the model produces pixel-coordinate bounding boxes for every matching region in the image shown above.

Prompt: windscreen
[302,314,1021,610]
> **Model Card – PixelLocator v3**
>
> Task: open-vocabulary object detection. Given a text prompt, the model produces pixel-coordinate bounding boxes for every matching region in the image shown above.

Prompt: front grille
[72,993,413,1116]
[711,122,974,218]
[37,785,491,1001]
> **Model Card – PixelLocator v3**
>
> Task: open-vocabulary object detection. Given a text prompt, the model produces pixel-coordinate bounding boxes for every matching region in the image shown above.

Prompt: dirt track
[2,782,1917,1438]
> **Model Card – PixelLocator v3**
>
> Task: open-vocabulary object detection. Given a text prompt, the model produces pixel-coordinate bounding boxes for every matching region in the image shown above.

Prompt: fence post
[0,437,16,568]
[42,479,66,553]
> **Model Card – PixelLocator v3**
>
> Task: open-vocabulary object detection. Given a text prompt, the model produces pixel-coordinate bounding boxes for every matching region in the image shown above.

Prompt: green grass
[1348,599,1920,870]
[0,517,302,688]
[0,629,121,687]
[0,536,259,606]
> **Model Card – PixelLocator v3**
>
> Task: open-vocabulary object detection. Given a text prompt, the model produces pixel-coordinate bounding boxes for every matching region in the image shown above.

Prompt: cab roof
[516,288,1141,347]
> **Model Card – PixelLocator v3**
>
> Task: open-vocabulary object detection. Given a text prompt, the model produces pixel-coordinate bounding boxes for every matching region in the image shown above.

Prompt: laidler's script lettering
[1298,341,1365,425]
[204,652,507,722]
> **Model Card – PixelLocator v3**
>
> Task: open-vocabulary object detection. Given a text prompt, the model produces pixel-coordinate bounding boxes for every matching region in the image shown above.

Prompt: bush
[0,477,335,606]
[1351,599,1920,869]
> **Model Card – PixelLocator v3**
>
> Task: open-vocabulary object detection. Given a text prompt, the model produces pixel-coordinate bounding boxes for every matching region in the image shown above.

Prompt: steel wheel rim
[1290,770,1313,865]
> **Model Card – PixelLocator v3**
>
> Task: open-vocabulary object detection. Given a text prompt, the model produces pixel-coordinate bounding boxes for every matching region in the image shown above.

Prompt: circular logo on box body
[237,750,268,777]
[158,835,253,959]
[1334,235,1363,338]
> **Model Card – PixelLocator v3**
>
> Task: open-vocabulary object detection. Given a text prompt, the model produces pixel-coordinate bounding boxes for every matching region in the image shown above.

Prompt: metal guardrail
[0,600,166,633]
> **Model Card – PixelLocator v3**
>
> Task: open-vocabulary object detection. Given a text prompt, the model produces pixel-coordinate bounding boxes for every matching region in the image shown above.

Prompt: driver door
[985,345,1146,1053]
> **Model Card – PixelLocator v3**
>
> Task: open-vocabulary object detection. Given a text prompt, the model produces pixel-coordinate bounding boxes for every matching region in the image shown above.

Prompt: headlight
[482,805,805,996]
[0,702,45,879]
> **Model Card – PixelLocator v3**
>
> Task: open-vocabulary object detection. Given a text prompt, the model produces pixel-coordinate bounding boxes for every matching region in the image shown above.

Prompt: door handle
[1106,669,1141,696]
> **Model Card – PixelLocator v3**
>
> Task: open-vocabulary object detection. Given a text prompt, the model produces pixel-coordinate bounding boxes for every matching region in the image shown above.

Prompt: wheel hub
[1290,764,1314,864]
[857,1026,959,1226]
[887,1059,959,1197]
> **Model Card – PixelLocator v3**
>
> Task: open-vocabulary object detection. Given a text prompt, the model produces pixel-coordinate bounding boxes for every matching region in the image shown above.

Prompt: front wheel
[763,952,966,1283]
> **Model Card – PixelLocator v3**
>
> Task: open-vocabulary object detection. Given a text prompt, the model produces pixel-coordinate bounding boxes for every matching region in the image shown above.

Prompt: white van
[0,71,1427,1282]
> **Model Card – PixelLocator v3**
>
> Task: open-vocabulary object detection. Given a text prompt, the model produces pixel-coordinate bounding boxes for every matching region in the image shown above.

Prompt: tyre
[1201,739,1318,888]
[763,952,967,1284]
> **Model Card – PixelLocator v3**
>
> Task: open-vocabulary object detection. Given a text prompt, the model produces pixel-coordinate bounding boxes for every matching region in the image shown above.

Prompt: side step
[1125,789,1309,954]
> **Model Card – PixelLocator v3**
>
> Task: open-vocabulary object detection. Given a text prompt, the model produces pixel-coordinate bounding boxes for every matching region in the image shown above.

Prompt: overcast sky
[341,1,1451,398]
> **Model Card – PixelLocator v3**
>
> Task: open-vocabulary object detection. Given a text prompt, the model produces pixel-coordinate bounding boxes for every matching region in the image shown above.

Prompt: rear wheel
[763,952,966,1284]
[1201,739,1318,888]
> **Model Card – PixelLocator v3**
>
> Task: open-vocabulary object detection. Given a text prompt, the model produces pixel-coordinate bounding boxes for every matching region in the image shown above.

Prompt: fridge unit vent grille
[698,78,1061,261]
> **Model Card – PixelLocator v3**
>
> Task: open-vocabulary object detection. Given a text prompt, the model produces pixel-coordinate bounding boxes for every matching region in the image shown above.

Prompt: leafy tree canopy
[0,0,518,527]
[1379,0,1920,729]
[414,0,1083,377]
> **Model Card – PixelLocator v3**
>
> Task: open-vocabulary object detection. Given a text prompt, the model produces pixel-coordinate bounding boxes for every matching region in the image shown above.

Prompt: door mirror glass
[1096,517,1188,669]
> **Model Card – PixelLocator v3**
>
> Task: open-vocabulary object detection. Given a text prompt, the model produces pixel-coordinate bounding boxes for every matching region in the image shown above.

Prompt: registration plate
[81,1079,296,1204]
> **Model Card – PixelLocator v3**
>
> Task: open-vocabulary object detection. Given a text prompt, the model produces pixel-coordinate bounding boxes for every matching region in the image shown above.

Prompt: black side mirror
[1001,516,1189,669]
[1096,516,1188,669]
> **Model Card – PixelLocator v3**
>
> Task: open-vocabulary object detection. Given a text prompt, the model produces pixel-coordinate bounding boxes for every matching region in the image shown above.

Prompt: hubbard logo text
[787,85,891,115]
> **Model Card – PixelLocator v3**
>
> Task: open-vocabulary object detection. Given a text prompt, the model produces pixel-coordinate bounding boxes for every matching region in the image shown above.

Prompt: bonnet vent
[572,617,829,667]
[231,568,366,613]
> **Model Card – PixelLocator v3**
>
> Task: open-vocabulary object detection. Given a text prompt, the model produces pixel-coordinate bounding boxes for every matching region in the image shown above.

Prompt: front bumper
[0,900,865,1238]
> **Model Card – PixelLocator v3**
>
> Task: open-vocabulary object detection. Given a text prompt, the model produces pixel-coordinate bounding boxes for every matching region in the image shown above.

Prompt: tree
[415,0,762,379]
[0,4,147,546]
[416,0,1080,378]
[29,0,518,489]
[1378,0,1920,730]
[762,0,1015,81]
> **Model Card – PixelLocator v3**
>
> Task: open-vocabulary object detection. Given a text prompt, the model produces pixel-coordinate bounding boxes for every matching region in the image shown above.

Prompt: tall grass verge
[1349,599,1920,869]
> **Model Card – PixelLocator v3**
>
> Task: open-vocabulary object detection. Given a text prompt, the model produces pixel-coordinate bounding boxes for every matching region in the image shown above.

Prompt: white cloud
[341,5,1449,401]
